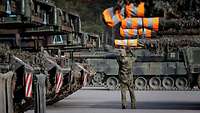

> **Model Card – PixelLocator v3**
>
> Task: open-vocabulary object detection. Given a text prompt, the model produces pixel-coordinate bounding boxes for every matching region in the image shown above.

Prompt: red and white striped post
[25,72,33,98]
[56,72,63,94]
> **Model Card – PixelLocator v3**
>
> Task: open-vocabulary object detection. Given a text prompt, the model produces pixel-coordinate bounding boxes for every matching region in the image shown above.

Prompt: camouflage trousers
[120,80,136,109]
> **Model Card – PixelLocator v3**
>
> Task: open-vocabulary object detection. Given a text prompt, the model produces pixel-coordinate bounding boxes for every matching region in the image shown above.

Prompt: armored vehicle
[0,0,95,112]
[86,46,200,90]
[0,44,95,113]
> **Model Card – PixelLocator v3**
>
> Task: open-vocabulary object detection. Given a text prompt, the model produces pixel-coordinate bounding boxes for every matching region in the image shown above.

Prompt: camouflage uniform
[117,49,136,109]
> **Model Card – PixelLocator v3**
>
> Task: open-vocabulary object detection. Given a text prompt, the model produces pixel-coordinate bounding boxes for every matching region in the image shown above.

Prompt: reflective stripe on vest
[120,28,152,38]
[112,9,124,26]
[143,17,159,31]
[115,39,158,49]
[121,18,143,29]
[125,2,144,17]
[120,27,138,38]
[103,7,124,28]
[125,3,137,17]
[114,39,138,47]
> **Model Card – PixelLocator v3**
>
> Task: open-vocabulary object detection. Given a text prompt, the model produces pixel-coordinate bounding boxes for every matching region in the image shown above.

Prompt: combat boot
[131,103,136,109]
[122,104,127,109]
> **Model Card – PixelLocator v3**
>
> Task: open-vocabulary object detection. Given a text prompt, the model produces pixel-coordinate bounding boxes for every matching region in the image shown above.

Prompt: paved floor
[26,88,200,113]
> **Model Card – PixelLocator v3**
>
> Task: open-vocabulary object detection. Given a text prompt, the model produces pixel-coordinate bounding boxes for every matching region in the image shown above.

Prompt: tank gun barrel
[151,35,200,49]
[156,29,200,36]
[69,53,119,59]
[159,18,200,30]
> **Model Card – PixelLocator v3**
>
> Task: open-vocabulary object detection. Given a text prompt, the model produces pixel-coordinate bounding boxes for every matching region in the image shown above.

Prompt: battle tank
[84,46,200,91]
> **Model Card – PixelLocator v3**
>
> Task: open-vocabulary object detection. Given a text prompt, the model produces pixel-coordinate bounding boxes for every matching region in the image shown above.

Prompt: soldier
[116,48,136,109]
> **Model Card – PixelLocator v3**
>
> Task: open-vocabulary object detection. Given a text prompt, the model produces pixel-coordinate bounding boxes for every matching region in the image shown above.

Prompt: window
[6,0,11,14]
[53,35,63,44]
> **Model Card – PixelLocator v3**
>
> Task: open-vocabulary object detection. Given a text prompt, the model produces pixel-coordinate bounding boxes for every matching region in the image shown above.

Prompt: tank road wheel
[175,77,188,90]
[135,77,147,90]
[198,75,200,89]
[149,77,161,90]
[162,77,174,90]
[106,77,119,90]
[91,73,104,86]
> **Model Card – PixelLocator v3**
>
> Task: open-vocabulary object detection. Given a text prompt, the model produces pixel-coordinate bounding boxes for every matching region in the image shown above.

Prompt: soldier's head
[118,49,126,57]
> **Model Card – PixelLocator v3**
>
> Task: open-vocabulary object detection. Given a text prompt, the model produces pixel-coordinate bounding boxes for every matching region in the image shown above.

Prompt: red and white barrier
[25,73,33,98]
[83,73,88,87]
[56,72,63,94]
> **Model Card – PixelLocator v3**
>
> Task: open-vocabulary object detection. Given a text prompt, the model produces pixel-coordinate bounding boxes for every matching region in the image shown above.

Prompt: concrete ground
[26,88,200,113]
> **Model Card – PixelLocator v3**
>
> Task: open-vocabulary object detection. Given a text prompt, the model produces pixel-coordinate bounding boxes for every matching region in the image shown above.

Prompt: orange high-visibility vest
[143,17,159,31]
[137,2,145,17]
[102,7,115,28]
[121,17,159,31]
[120,28,152,38]
[138,28,152,38]
[121,18,143,29]
[114,39,138,47]
[125,2,145,17]
[102,7,124,28]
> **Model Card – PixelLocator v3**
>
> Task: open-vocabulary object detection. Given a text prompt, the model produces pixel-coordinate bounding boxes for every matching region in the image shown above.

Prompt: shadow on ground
[48,101,200,110]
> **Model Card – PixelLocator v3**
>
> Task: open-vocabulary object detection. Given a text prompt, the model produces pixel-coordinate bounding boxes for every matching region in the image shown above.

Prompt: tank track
[133,75,200,91]
[89,75,200,91]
